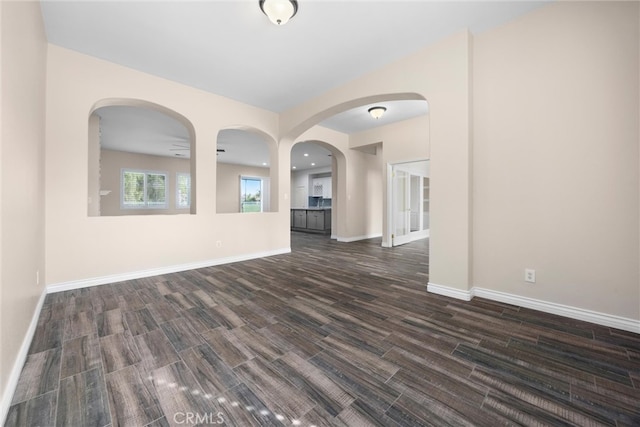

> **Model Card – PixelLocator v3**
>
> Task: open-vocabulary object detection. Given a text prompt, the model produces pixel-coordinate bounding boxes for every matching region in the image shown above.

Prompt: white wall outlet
[525,268,536,283]
[36,270,40,285]
[216,240,222,248]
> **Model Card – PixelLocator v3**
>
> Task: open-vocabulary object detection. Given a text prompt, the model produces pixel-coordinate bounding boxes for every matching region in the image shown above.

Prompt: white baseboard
[1,288,47,424]
[427,282,473,301]
[473,287,640,334]
[47,247,291,294]
[427,282,640,334]
[337,233,383,243]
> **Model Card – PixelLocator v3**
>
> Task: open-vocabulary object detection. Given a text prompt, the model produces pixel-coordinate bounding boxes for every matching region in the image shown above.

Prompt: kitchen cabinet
[291,208,331,234]
[307,210,325,230]
[312,179,324,197]
[292,209,307,229]
[322,177,332,199]
[311,177,332,199]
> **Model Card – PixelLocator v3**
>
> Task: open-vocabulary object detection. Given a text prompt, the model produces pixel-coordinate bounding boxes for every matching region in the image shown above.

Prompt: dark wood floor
[6,232,640,426]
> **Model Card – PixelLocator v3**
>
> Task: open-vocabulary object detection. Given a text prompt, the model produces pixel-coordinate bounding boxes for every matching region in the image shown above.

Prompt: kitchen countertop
[292,207,331,210]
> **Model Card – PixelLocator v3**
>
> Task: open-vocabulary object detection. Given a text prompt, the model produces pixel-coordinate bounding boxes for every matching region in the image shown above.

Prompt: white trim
[427,282,473,301]
[1,289,47,424]
[386,163,393,246]
[336,233,383,243]
[426,283,640,334]
[473,287,640,334]
[47,247,291,294]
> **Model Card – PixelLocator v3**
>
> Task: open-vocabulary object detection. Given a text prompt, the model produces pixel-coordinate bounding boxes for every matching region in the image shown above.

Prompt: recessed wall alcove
[88,100,197,217]
[216,127,278,214]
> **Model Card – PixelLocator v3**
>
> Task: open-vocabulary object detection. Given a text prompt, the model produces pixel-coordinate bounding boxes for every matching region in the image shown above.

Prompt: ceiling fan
[169,144,226,155]
[170,144,189,151]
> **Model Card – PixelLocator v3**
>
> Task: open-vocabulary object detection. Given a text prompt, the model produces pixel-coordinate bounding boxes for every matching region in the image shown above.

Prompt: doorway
[388,160,429,246]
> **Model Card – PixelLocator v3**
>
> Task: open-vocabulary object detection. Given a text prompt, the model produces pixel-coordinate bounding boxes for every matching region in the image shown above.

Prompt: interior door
[391,162,430,247]
[392,169,412,246]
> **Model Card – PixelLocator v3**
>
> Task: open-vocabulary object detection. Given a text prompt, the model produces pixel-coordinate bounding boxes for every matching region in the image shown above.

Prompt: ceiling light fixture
[368,106,387,119]
[259,0,298,26]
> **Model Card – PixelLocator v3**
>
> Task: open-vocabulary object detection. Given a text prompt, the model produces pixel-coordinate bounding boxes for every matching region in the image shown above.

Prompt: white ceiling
[54,1,548,168]
[320,100,429,134]
[97,106,191,158]
[41,0,547,113]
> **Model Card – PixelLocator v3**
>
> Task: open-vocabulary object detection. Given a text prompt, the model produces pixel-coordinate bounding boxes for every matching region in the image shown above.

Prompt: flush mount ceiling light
[259,0,298,26]
[368,106,387,119]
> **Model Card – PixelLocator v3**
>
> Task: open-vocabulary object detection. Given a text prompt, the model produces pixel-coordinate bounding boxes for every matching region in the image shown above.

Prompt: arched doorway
[283,94,429,246]
[290,140,343,238]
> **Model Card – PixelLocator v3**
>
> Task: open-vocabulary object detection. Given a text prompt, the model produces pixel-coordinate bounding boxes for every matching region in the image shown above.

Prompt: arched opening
[216,127,278,214]
[290,140,345,238]
[284,93,429,247]
[88,100,196,216]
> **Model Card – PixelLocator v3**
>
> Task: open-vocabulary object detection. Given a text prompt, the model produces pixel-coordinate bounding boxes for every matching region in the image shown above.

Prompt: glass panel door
[391,161,430,247]
[392,169,412,246]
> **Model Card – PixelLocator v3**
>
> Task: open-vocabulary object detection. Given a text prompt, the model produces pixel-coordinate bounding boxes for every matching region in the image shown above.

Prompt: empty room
[1,0,639,426]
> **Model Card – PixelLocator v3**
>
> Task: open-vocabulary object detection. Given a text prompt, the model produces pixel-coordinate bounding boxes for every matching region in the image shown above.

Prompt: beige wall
[472,1,639,319]
[0,0,47,410]
[280,2,639,321]
[350,115,430,245]
[216,162,270,214]
[100,149,191,216]
[288,126,382,240]
[87,114,100,216]
[45,45,285,285]
[281,32,472,290]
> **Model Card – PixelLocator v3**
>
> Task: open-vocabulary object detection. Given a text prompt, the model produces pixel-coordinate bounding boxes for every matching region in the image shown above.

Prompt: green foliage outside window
[123,171,145,206]
[177,173,191,208]
[241,177,262,213]
[122,170,167,208]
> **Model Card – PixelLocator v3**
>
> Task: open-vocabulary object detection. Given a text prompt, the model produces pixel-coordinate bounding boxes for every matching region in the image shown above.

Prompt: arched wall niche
[88,98,197,216]
[215,125,279,214]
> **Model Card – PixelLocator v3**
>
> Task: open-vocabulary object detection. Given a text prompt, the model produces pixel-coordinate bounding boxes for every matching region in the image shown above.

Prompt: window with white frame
[121,169,167,209]
[176,172,191,209]
[240,176,270,213]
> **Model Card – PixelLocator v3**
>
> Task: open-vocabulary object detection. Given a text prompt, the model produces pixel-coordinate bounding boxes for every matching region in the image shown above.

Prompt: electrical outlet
[36,270,40,285]
[216,240,222,248]
[525,268,536,283]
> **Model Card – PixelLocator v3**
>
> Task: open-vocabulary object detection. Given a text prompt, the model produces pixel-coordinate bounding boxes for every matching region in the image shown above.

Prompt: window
[121,169,167,209]
[240,176,263,213]
[176,173,191,209]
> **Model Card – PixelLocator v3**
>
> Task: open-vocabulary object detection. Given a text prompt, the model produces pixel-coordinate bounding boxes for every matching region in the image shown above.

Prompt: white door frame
[385,160,430,247]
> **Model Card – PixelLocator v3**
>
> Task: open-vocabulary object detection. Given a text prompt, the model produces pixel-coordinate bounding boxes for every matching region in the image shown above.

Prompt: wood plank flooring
[6,232,640,426]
